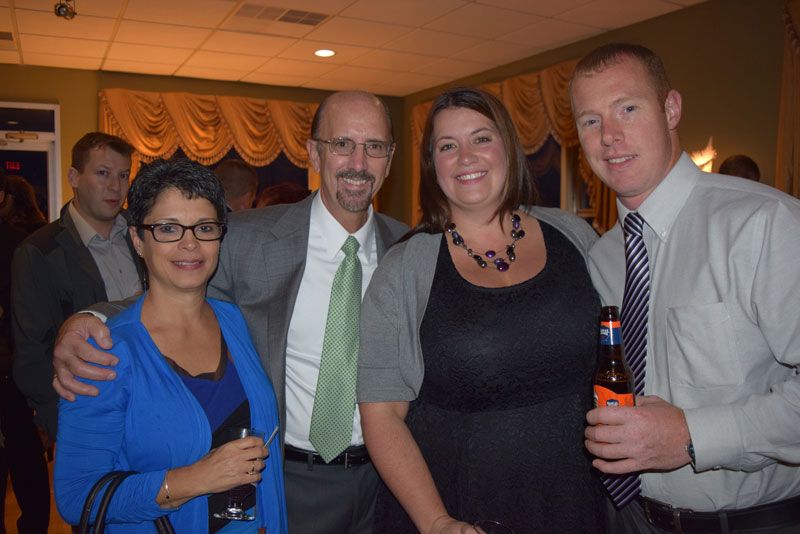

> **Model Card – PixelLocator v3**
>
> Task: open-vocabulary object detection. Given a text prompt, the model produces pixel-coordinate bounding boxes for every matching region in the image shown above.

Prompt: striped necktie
[309,236,362,463]
[603,211,650,508]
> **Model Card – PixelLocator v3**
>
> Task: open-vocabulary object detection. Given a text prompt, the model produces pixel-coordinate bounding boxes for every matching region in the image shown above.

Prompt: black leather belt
[639,494,800,533]
[284,444,370,468]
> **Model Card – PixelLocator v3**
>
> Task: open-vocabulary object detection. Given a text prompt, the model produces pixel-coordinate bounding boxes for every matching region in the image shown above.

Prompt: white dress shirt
[589,153,800,511]
[284,194,378,451]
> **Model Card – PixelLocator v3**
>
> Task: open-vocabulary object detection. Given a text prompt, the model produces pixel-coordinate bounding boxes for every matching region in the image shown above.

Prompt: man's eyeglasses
[315,137,394,158]
[139,222,226,243]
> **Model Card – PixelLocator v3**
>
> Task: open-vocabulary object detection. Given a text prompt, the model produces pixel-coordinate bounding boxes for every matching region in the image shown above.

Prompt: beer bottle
[593,306,635,408]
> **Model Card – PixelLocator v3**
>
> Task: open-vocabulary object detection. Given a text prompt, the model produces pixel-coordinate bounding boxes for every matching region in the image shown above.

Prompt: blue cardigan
[55,296,288,533]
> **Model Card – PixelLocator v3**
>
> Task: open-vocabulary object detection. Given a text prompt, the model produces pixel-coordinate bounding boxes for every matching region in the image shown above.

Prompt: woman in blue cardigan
[55,158,287,533]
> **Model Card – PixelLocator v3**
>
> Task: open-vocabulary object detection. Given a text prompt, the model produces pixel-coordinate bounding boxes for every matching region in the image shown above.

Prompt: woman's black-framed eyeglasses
[138,222,226,243]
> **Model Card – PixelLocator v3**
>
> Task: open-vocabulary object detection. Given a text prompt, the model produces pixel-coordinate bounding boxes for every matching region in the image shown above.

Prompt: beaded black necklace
[445,213,525,272]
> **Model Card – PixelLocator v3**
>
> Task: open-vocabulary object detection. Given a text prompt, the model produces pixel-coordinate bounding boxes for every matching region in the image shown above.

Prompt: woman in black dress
[358,87,604,533]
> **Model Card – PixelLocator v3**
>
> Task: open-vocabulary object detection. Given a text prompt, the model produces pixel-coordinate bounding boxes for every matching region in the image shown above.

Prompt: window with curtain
[98,88,321,191]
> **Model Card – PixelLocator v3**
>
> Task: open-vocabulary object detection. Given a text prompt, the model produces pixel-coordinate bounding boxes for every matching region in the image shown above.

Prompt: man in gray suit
[13,132,144,443]
[51,91,407,533]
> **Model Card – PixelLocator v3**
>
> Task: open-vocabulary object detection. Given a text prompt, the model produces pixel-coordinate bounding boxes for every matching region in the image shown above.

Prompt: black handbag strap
[155,515,176,534]
[78,470,174,534]
[79,471,129,532]
[94,471,135,533]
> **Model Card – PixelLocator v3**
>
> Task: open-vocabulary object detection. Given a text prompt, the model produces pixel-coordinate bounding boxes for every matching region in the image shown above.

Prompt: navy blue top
[169,338,253,533]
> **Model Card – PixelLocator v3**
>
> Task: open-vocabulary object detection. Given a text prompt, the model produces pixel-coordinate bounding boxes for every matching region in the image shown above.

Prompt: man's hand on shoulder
[52,313,117,401]
[585,395,692,474]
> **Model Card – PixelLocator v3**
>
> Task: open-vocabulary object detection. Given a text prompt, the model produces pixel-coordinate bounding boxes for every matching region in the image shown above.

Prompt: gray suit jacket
[209,193,409,430]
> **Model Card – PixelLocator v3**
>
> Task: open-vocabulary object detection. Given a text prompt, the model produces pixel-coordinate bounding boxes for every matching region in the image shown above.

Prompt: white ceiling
[0,0,706,97]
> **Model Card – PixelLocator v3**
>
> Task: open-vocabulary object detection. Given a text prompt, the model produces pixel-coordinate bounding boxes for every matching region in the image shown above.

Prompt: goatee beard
[336,169,375,213]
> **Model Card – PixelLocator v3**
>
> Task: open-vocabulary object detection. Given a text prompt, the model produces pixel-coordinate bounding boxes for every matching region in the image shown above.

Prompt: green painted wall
[400,0,785,222]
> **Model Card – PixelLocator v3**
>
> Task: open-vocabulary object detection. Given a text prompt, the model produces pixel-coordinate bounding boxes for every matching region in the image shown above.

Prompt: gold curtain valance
[409,59,616,232]
[99,89,320,188]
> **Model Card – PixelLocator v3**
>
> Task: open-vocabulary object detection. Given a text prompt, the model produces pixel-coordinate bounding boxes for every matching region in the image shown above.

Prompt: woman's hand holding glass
[199,432,267,493]
[156,434,267,509]
[211,428,268,521]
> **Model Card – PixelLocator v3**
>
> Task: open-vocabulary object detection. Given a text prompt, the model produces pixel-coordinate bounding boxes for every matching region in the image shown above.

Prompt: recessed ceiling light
[314,49,335,58]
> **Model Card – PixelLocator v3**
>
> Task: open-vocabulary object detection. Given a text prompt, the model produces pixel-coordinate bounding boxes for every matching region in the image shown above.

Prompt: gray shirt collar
[68,201,129,245]
[615,152,699,243]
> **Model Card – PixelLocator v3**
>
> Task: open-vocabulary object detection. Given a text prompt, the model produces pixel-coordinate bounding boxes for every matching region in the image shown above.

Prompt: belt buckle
[642,498,688,533]
[343,451,350,469]
[671,508,684,534]
[642,499,654,524]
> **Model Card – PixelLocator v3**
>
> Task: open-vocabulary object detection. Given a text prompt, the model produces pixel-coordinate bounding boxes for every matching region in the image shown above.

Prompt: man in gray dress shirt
[49,92,408,533]
[571,43,800,533]
[12,132,144,444]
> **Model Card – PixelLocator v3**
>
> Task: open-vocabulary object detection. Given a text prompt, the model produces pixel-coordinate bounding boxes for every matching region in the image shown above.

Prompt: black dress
[373,221,604,533]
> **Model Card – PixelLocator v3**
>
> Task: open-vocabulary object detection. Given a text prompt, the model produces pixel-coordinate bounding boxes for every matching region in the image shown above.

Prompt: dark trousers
[0,374,50,534]
[284,457,380,534]
[606,496,800,534]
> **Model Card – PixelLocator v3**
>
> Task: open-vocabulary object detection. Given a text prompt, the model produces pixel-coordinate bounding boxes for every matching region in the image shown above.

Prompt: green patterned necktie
[309,235,362,462]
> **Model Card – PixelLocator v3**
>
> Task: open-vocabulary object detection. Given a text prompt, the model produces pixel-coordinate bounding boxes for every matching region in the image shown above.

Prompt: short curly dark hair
[127,158,227,238]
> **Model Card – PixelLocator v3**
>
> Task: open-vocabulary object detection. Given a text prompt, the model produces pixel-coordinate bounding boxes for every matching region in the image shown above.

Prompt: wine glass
[472,519,514,534]
[213,427,265,521]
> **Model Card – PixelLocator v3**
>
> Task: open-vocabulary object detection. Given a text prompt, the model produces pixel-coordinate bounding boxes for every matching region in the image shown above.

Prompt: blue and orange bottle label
[599,320,621,346]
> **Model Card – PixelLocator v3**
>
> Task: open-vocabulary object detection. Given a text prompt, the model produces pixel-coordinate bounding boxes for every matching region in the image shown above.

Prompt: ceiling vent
[0,31,16,51]
[234,4,327,26]
[278,10,327,26]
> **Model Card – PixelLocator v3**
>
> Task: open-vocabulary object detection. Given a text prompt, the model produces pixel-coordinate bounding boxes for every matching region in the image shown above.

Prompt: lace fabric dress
[373,221,604,533]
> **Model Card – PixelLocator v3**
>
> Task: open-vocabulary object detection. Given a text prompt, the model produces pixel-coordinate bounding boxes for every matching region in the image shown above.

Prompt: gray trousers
[285,458,381,534]
[606,497,800,534]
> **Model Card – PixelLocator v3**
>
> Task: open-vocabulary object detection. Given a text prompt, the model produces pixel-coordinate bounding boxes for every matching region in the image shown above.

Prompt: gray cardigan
[357,206,598,403]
